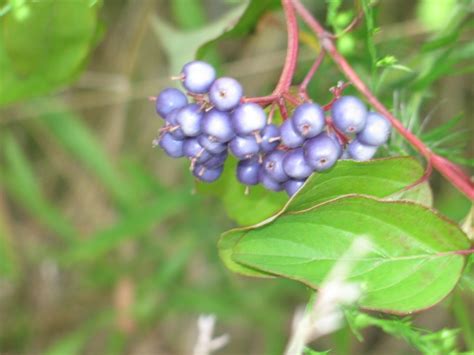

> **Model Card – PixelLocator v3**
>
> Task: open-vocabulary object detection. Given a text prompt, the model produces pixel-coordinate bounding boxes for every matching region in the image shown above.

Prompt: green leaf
[218,229,274,278]
[346,310,460,353]
[386,182,433,207]
[231,196,470,313]
[219,157,425,277]
[0,0,100,106]
[286,157,424,213]
[152,2,248,75]
[196,0,281,59]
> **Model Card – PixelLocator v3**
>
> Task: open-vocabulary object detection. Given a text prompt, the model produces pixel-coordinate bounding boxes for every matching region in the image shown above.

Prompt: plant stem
[299,49,325,97]
[291,0,474,200]
[273,0,299,95]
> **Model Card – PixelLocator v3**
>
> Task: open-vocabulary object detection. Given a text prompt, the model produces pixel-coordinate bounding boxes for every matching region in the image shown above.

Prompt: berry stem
[242,95,278,105]
[299,49,325,98]
[291,0,474,200]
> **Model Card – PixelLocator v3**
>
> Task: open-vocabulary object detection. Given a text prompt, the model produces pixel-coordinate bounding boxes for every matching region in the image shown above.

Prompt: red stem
[273,0,299,95]
[299,49,325,96]
[242,95,278,105]
[292,0,474,200]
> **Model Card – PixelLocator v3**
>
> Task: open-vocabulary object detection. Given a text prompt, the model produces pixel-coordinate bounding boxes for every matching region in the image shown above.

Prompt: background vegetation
[0,0,472,354]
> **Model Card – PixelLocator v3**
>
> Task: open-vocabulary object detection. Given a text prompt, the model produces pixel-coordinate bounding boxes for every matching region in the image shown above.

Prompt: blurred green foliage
[0,0,472,354]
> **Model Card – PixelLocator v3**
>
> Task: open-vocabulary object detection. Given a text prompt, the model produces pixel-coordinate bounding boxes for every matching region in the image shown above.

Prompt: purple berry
[155,88,188,118]
[326,131,343,158]
[348,139,378,161]
[204,152,228,169]
[209,77,243,111]
[283,148,313,180]
[237,158,260,185]
[304,133,340,172]
[263,150,288,182]
[229,135,259,159]
[183,138,211,163]
[165,109,185,140]
[158,133,184,158]
[193,164,223,182]
[231,103,267,136]
[181,61,216,94]
[198,135,227,155]
[176,104,203,137]
[280,119,305,148]
[201,109,234,143]
[259,169,284,191]
[260,124,280,152]
[284,179,305,197]
[291,103,325,138]
[332,96,368,134]
[357,112,391,146]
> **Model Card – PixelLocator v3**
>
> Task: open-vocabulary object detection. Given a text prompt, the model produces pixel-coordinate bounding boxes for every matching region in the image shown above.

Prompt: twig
[299,49,325,98]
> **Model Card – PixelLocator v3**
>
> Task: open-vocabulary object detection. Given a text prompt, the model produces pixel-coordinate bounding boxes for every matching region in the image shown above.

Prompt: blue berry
[283,148,313,180]
[183,138,211,163]
[155,88,188,118]
[348,138,377,161]
[159,133,184,158]
[263,150,288,182]
[259,169,284,191]
[201,109,234,143]
[181,61,216,94]
[284,179,305,197]
[231,103,267,136]
[229,135,259,159]
[332,96,368,134]
[291,103,325,138]
[204,151,228,169]
[193,164,223,182]
[357,112,391,146]
[165,109,185,140]
[280,119,305,148]
[304,133,340,171]
[237,158,260,185]
[260,124,280,152]
[176,104,203,137]
[209,77,243,111]
[326,131,343,158]
[198,135,227,155]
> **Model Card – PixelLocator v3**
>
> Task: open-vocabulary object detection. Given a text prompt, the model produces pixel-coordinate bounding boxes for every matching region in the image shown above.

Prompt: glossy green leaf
[0,0,100,105]
[386,182,433,206]
[286,157,424,213]
[232,196,470,313]
[219,157,426,276]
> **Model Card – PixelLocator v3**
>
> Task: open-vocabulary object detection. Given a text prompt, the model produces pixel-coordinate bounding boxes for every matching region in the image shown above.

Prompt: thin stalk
[273,0,299,95]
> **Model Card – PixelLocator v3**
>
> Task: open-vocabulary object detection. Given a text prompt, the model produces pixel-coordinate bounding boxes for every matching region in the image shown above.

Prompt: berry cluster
[153,61,391,197]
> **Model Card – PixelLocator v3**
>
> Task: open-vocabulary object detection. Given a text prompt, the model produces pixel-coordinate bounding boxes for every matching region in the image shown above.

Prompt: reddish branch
[242,0,300,108]
[291,0,474,200]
